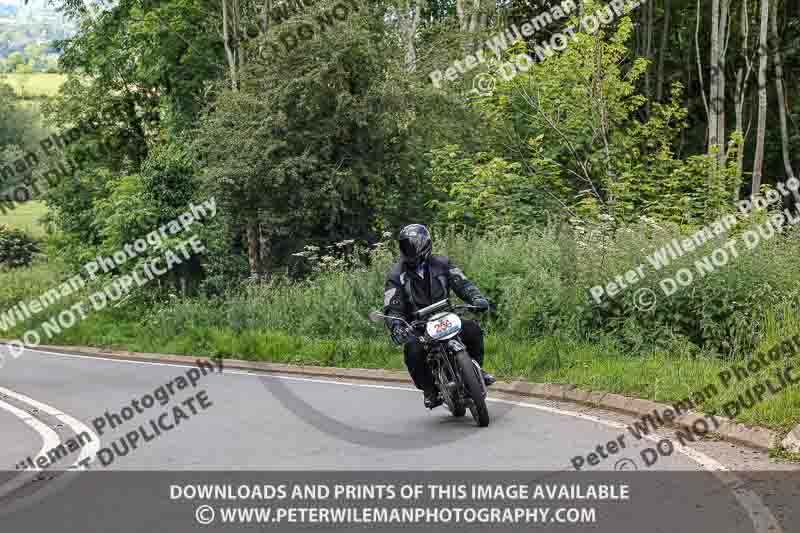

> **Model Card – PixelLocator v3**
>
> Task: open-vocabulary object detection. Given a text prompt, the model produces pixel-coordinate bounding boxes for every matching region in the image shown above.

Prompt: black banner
[1,471,798,532]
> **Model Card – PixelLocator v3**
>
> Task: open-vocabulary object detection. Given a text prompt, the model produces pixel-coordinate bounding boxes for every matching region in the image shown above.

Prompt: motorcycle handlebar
[452,304,481,312]
[369,301,495,330]
[410,303,490,327]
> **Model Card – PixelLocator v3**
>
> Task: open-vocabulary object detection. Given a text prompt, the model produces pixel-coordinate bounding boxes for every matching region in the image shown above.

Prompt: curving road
[1,345,798,532]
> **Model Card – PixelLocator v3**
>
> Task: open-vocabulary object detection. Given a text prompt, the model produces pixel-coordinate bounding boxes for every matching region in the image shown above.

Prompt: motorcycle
[368,299,490,427]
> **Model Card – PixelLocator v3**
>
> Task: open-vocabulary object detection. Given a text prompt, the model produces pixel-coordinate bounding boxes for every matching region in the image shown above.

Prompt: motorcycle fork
[447,342,469,393]
[429,345,458,395]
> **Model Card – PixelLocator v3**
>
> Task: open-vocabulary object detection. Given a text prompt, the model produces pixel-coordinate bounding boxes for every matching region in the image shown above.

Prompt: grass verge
[0,200,48,237]
[7,308,798,434]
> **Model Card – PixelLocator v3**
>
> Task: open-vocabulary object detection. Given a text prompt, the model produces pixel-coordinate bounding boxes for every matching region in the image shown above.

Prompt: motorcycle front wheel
[455,351,490,427]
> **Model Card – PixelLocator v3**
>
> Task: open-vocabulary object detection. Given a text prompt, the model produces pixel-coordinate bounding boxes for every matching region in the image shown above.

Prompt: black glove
[390,323,411,346]
[473,297,490,310]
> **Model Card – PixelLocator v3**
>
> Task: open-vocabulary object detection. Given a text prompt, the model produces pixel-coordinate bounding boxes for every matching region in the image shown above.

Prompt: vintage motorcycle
[369,299,490,427]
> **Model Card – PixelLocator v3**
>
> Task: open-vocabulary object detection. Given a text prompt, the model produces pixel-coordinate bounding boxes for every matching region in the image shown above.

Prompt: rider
[383,224,496,409]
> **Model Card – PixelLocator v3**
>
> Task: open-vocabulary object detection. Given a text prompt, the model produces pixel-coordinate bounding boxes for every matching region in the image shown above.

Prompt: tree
[707,0,729,162]
[0,82,38,159]
[456,0,494,33]
[92,143,206,295]
[23,43,43,64]
[39,0,227,269]
[733,0,755,187]
[221,0,244,90]
[656,0,672,103]
[397,0,422,72]
[193,1,449,278]
[752,0,770,195]
[7,51,24,69]
[771,0,796,186]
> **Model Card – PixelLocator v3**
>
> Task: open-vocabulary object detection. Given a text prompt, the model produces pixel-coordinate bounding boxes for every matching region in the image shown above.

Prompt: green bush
[0,224,39,269]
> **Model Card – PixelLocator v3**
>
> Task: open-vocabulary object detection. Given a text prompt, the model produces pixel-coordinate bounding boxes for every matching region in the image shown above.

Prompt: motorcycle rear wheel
[455,351,489,427]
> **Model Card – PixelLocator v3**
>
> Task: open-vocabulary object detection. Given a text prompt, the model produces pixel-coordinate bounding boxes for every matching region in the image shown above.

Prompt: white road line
[0,397,61,471]
[0,386,100,470]
[0,392,61,498]
[0,344,744,470]
[3,345,784,532]
[0,398,61,500]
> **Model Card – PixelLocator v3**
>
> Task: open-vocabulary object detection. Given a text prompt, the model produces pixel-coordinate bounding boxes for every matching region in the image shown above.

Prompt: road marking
[0,397,61,471]
[3,345,784,532]
[0,345,751,470]
[0,397,62,500]
[0,386,100,470]
[0,346,416,389]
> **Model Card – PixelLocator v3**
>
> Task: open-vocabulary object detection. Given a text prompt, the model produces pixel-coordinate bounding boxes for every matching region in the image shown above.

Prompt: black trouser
[404,319,484,392]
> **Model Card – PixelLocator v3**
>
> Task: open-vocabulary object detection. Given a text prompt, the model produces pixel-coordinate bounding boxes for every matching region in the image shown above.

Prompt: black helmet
[398,224,432,269]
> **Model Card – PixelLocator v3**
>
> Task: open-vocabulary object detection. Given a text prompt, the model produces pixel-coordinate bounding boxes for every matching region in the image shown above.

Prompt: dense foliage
[0,224,39,268]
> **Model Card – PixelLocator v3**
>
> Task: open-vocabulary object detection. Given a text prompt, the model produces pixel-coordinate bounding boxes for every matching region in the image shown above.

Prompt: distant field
[1,73,66,98]
[0,201,48,237]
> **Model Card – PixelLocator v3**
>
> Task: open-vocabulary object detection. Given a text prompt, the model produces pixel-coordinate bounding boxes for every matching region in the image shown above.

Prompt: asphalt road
[1,345,798,532]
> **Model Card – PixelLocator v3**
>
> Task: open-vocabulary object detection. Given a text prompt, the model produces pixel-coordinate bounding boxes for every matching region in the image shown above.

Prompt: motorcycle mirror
[368,311,384,323]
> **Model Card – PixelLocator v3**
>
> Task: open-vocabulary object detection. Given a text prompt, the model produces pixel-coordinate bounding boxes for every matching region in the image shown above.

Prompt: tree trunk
[400,2,421,72]
[771,0,797,187]
[734,0,746,182]
[246,220,263,279]
[261,0,272,33]
[236,0,245,72]
[709,0,720,150]
[221,0,240,90]
[695,0,710,138]
[706,0,729,164]
[752,0,770,196]
[456,0,491,33]
[258,222,272,279]
[656,0,671,102]
[717,0,728,163]
[734,0,754,188]
[644,0,654,116]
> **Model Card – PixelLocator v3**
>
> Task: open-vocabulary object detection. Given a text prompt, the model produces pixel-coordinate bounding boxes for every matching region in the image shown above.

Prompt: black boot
[481,370,496,386]
[423,388,443,409]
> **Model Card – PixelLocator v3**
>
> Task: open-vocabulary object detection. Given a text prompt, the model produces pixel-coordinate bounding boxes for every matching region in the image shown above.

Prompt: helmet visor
[399,237,423,260]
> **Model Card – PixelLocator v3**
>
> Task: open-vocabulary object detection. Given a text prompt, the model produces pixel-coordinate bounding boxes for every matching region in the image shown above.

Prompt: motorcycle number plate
[426,313,461,340]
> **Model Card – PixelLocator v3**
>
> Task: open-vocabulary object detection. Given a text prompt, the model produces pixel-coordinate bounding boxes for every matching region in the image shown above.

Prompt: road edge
[2,341,787,452]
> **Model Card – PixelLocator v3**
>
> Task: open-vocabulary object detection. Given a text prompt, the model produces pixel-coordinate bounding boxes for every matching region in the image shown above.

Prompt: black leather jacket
[382,255,485,328]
